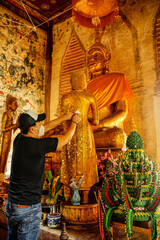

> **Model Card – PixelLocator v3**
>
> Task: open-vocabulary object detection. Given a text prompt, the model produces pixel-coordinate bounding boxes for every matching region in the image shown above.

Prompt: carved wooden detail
[154,7,160,96]
[60,29,86,96]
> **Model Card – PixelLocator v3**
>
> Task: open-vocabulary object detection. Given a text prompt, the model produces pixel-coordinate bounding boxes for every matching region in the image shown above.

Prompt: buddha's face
[9,100,18,112]
[87,48,106,78]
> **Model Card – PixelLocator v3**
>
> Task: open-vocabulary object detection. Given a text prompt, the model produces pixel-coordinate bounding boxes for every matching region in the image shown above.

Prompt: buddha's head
[6,96,18,112]
[87,42,111,80]
[70,70,87,90]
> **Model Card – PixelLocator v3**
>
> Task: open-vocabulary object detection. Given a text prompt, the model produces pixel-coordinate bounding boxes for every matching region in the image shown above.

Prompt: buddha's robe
[87,72,134,127]
[60,90,99,190]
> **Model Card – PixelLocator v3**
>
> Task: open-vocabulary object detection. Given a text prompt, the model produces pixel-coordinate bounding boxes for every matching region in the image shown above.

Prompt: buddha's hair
[71,69,85,80]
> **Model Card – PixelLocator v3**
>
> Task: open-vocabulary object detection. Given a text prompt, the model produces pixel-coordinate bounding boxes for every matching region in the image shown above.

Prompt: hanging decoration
[72,0,119,28]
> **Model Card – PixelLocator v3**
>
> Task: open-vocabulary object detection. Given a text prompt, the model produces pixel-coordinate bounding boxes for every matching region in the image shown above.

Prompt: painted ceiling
[1,0,72,29]
[1,0,128,30]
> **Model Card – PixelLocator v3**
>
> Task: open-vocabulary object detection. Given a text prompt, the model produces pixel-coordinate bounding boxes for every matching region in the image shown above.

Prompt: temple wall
[0,5,47,147]
[51,0,160,163]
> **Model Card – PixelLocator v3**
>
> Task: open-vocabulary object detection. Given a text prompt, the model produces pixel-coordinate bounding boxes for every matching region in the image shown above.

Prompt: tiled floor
[113,228,149,240]
[38,224,151,240]
[39,225,101,240]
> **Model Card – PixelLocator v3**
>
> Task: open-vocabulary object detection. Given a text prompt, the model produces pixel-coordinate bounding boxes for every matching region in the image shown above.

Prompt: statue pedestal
[60,203,99,229]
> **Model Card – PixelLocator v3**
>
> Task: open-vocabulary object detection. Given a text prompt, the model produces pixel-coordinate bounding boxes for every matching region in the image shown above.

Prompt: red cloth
[98,191,105,240]
[72,0,119,28]
[87,73,134,110]
[72,9,119,28]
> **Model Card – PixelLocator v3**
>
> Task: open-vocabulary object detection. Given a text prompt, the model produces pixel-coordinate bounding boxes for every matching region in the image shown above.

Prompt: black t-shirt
[8,133,58,205]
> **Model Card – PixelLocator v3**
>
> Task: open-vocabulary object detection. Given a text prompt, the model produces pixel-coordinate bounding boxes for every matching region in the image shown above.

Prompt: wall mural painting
[0,7,47,148]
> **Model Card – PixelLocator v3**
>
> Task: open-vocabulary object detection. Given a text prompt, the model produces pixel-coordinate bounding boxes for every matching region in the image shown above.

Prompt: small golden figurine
[60,70,99,203]
[86,38,134,148]
[0,96,18,174]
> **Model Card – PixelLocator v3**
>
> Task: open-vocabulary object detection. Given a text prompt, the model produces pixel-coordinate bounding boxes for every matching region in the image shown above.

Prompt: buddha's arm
[99,98,128,128]
[60,95,74,133]
[1,113,18,133]
[89,96,99,125]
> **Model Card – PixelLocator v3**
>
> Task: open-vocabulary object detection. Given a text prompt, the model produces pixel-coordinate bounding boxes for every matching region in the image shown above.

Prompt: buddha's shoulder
[2,111,9,119]
[62,91,95,99]
[84,91,96,100]
[61,93,72,100]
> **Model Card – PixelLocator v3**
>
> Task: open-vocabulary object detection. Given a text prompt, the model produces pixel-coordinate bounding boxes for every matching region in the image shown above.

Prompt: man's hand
[72,113,81,124]
[55,113,82,149]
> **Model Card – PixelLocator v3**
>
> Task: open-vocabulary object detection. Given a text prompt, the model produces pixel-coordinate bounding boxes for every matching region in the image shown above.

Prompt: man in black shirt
[5,109,81,240]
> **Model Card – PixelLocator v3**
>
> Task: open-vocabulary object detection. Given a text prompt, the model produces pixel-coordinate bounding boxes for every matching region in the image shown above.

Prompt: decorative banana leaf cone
[102,130,160,240]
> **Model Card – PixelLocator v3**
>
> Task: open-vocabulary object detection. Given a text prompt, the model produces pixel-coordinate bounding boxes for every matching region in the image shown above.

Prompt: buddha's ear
[104,62,110,74]
[86,70,92,81]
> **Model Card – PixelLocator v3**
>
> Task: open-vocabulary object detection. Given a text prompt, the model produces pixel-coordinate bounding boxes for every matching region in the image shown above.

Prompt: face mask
[38,125,45,137]
[34,125,45,137]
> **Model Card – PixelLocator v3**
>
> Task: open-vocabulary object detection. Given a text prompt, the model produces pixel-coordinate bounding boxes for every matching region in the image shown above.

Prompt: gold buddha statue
[0,96,18,174]
[60,70,99,203]
[86,39,134,148]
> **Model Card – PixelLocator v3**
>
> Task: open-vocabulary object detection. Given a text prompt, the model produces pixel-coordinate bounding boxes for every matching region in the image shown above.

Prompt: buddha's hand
[72,113,81,125]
